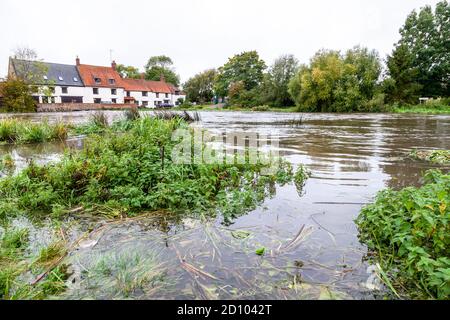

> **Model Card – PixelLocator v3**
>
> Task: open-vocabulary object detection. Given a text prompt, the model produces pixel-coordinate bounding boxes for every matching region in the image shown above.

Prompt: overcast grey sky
[0,0,441,83]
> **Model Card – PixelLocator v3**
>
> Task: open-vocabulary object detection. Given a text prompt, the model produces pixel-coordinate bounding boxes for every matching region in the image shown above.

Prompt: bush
[356,170,450,299]
[0,79,37,113]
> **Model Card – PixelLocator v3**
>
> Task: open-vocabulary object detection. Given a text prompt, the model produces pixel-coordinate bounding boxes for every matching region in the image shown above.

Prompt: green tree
[0,78,37,112]
[288,47,382,112]
[385,44,422,104]
[214,51,266,98]
[183,69,217,103]
[259,54,299,107]
[144,55,180,86]
[397,1,450,97]
[116,64,141,79]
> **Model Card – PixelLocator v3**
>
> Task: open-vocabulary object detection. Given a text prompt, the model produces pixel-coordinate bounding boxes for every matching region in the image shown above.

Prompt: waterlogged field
[0,111,449,300]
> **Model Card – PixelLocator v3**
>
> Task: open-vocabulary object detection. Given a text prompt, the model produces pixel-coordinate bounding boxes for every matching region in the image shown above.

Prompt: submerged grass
[0,225,69,300]
[356,170,450,299]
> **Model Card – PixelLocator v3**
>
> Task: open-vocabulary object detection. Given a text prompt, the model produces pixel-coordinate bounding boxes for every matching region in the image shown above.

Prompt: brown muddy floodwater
[1,111,449,300]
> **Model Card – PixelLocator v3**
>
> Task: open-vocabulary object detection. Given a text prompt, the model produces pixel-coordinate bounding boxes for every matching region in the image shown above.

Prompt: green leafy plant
[356,170,449,299]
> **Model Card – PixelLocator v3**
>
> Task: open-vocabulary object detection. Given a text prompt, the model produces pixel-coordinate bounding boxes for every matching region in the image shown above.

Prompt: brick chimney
[160,73,165,82]
[111,60,117,70]
[76,56,80,66]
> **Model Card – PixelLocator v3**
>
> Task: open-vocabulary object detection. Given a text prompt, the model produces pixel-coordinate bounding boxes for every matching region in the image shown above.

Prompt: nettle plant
[356,170,449,299]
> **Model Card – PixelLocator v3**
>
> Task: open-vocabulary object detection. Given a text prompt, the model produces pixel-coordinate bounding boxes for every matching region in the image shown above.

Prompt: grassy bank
[0,119,69,144]
[356,170,450,299]
[390,104,450,114]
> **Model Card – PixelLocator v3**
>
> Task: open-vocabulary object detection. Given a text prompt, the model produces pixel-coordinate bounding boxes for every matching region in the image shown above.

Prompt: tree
[396,1,450,97]
[144,55,180,86]
[0,78,37,112]
[288,47,382,112]
[116,64,141,79]
[259,54,298,107]
[183,69,217,103]
[385,44,422,104]
[214,51,266,98]
[11,47,47,85]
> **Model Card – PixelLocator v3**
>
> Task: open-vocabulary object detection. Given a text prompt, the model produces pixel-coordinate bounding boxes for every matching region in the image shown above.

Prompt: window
[126,91,131,97]
[112,98,117,104]
[165,93,169,98]
[142,91,148,97]
[94,98,101,104]
[108,79,115,85]
[154,101,158,106]
[58,76,64,81]
[62,87,68,94]
[43,75,48,80]
[111,89,117,95]
[94,77,101,84]
[142,101,148,107]
[73,77,78,82]
[93,88,99,95]
[156,93,160,98]
[164,100,170,104]
[50,87,55,94]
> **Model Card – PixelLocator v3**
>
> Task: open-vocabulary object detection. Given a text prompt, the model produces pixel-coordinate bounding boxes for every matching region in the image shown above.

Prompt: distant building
[8,58,85,103]
[122,74,185,107]
[7,57,185,108]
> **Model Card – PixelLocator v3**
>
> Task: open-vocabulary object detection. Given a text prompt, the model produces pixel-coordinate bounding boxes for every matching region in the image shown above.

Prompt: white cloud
[0,0,441,83]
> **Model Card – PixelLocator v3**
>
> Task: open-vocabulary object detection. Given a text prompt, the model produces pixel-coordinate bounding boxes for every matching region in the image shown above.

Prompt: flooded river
[1,111,449,299]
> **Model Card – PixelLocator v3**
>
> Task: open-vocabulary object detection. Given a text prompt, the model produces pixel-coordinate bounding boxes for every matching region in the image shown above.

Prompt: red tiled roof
[122,78,173,94]
[77,64,125,88]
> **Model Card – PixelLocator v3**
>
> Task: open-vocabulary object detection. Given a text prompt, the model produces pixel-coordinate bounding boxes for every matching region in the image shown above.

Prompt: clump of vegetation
[0,118,69,144]
[356,170,449,299]
[409,149,450,165]
[0,116,303,224]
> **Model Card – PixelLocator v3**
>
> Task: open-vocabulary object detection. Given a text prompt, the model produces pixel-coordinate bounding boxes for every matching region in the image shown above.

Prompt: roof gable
[77,64,125,88]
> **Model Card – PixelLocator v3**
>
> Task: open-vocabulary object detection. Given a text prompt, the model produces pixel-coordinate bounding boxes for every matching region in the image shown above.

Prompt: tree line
[1,1,448,113]
[183,1,449,111]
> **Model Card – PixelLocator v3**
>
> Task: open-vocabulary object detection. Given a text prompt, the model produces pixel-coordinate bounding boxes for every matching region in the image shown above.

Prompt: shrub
[356,170,450,299]
[0,79,37,113]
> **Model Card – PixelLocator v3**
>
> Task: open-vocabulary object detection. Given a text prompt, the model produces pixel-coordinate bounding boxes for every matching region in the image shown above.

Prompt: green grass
[356,170,450,299]
[390,103,450,114]
[0,118,69,144]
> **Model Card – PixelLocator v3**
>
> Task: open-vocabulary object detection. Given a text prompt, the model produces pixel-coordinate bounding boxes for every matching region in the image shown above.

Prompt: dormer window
[94,77,101,84]
[58,76,64,81]
[108,79,115,85]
